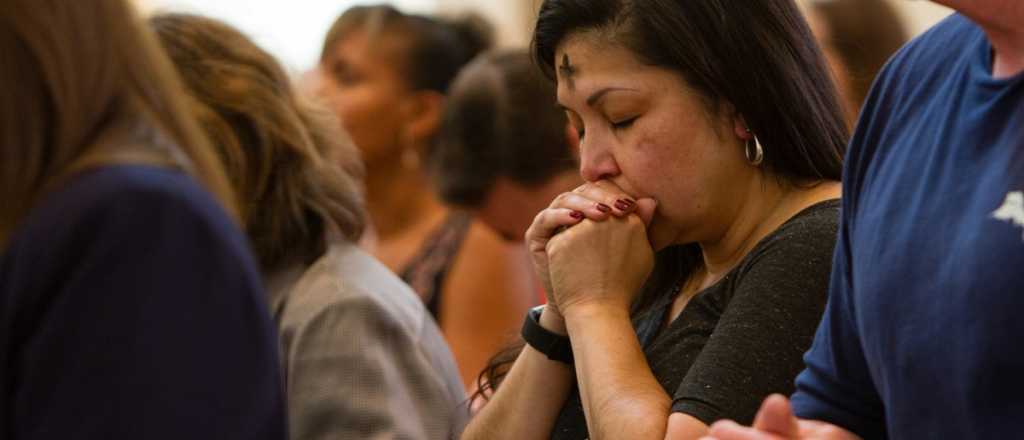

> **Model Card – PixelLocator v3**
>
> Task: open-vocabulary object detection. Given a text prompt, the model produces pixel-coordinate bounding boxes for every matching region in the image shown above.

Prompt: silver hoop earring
[745,129,764,166]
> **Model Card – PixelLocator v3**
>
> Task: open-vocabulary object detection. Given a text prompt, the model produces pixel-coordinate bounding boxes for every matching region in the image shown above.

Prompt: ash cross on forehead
[559,53,577,90]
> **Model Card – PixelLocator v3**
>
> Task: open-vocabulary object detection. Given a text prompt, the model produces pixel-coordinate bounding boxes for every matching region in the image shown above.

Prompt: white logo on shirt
[992,191,1024,240]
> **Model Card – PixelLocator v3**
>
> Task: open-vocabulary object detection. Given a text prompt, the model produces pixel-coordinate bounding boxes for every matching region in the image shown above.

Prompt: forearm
[565,302,673,440]
[462,308,575,440]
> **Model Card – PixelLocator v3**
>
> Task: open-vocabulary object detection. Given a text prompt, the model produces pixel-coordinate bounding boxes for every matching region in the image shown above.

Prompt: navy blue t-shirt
[0,165,286,439]
[792,14,1024,439]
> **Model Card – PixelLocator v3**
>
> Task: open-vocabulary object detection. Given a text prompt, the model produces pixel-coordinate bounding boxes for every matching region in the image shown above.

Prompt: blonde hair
[0,0,237,246]
[151,13,367,272]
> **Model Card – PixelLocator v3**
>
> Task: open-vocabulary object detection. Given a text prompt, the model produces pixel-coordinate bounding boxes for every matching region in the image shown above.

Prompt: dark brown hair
[432,50,576,208]
[533,0,847,183]
[0,0,237,246]
[152,13,367,273]
[321,4,493,95]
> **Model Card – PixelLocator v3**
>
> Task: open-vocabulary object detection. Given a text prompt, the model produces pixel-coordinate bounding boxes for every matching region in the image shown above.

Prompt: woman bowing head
[465,1,847,439]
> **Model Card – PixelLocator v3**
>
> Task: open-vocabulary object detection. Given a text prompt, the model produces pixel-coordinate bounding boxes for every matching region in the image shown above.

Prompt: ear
[399,90,445,146]
[732,111,754,141]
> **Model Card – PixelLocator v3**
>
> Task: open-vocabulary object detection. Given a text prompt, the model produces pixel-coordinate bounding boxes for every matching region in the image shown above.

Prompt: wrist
[522,305,574,364]
[539,303,567,336]
[561,297,632,323]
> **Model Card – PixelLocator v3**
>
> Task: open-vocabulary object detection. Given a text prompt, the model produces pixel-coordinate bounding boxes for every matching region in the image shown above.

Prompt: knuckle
[554,192,574,206]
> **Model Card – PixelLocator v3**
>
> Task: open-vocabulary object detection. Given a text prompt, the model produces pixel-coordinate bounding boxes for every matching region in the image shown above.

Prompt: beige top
[266,241,468,440]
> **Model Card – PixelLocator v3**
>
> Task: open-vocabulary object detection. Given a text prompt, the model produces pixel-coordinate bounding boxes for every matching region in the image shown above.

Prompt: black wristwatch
[521,305,574,364]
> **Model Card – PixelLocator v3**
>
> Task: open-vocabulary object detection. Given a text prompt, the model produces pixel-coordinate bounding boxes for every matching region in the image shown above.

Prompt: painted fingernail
[570,211,584,220]
[614,199,635,211]
[596,203,612,213]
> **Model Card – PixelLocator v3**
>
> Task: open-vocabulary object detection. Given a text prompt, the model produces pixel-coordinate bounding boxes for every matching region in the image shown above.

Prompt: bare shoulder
[443,219,535,306]
[438,219,538,387]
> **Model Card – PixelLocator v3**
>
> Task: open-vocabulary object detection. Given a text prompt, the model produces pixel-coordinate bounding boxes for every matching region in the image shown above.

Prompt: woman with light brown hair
[0,0,285,438]
[152,13,468,439]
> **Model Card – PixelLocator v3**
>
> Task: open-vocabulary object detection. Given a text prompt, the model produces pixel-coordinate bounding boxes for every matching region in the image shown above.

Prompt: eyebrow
[556,87,639,111]
[587,87,638,106]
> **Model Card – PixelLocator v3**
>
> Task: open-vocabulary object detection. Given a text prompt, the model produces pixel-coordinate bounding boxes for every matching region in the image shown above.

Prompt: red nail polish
[614,200,633,211]
[570,211,584,220]
[596,203,612,213]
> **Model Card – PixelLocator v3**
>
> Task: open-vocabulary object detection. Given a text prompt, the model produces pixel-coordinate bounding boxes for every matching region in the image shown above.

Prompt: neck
[697,180,789,282]
[988,28,1024,78]
[949,2,1024,78]
[364,159,445,240]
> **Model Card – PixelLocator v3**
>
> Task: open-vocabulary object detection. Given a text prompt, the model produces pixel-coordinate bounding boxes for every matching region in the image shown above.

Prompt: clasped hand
[525,180,657,319]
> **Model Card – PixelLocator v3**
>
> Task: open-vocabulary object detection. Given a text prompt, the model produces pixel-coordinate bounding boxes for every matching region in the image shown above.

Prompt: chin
[647,221,677,252]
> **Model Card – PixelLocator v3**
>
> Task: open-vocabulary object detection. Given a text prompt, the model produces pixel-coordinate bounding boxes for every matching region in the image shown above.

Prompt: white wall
[436,0,535,48]
[137,0,438,72]
[439,0,956,50]
[135,0,955,72]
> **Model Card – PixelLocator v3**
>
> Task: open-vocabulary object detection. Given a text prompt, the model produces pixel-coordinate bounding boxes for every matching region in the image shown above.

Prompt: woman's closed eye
[611,116,638,130]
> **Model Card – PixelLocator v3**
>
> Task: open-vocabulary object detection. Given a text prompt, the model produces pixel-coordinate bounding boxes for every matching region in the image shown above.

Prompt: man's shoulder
[879,14,979,84]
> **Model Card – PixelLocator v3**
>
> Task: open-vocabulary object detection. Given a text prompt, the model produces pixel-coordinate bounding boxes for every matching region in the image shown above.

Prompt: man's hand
[698,395,861,440]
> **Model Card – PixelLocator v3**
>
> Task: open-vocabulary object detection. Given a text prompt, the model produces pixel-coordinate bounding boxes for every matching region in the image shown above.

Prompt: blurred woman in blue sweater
[0,1,286,438]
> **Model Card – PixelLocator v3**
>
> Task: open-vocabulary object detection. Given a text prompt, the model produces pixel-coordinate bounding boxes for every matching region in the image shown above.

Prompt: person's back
[0,165,284,438]
[152,13,468,438]
[0,1,285,438]
[790,14,1024,439]
[269,241,468,438]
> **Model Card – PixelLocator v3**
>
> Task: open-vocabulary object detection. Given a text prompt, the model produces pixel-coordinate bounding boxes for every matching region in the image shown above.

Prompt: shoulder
[861,13,981,124]
[450,220,532,281]
[847,14,982,215]
[900,14,980,60]
[275,242,465,399]
[757,199,840,254]
[14,165,235,245]
[441,219,535,317]
[3,165,248,272]
[879,14,979,83]
[733,199,840,289]
[58,164,225,219]
[277,241,435,342]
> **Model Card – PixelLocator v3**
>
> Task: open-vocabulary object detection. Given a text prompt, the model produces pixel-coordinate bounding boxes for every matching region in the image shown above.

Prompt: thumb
[752,394,799,437]
[635,198,658,227]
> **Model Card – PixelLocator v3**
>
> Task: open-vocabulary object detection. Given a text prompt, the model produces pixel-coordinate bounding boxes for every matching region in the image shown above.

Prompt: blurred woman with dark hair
[316,4,537,392]
[0,1,285,438]
[153,13,468,439]
[432,49,580,242]
[464,0,848,438]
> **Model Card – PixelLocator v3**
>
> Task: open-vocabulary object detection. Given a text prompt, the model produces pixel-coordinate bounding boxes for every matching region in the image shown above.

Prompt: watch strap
[521,305,574,364]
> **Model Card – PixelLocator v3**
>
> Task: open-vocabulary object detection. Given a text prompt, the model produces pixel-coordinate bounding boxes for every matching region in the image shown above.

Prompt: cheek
[333,87,404,155]
[626,125,712,222]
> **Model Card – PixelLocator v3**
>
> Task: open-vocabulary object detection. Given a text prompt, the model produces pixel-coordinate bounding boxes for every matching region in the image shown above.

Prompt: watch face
[531,305,546,320]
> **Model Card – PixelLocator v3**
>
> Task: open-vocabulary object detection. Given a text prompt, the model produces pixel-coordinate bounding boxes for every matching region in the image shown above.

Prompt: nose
[578,134,621,182]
